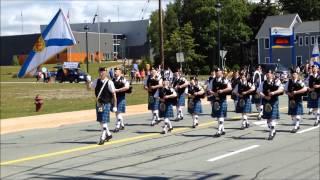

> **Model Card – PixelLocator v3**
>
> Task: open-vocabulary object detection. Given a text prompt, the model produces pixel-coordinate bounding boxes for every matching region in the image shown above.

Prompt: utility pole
[159,0,164,69]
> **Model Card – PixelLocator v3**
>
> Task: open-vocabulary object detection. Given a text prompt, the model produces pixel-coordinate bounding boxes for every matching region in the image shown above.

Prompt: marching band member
[158,78,177,134]
[205,70,216,103]
[258,69,284,140]
[284,69,307,133]
[252,65,264,120]
[144,68,163,126]
[231,70,240,111]
[208,68,232,137]
[112,67,130,132]
[172,69,189,120]
[187,77,205,128]
[232,72,255,129]
[305,66,313,115]
[86,67,117,145]
[308,64,320,126]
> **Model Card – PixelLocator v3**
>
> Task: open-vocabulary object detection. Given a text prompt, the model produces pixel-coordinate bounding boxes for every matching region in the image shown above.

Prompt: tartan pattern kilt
[159,102,174,118]
[307,93,319,108]
[288,99,304,115]
[251,94,262,104]
[211,99,228,118]
[177,93,186,106]
[115,95,126,113]
[187,99,203,114]
[148,96,159,110]
[236,98,252,113]
[262,99,279,119]
[96,103,111,123]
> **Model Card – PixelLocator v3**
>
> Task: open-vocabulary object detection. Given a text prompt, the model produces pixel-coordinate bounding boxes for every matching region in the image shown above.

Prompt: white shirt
[257,79,283,94]
[207,77,230,91]
[91,78,115,93]
[114,76,130,88]
[232,80,255,94]
[284,79,305,92]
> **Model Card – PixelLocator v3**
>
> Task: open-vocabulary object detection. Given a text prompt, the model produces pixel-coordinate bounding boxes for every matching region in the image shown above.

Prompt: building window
[305,36,309,46]
[265,57,270,63]
[264,38,269,49]
[296,56,302,66]
[311,36,315,45]
[298,36,303,46]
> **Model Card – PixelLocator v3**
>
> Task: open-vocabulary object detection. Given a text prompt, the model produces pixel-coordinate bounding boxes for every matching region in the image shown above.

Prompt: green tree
[279,0,320,21]
[164,22,205,69]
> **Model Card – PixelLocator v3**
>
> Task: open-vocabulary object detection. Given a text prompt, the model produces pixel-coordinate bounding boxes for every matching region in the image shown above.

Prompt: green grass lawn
[0,62,148,119]
[0,61,122,82]
[0,83,147,119]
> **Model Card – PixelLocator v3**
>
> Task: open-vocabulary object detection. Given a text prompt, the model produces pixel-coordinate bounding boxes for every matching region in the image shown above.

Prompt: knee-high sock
[152,110,159,121]
[295,115,301,128]
[116,113,124,127]
[101,122,111,136]
[218,117,224,132]
[164,118,172,128]
[270,120,276,134]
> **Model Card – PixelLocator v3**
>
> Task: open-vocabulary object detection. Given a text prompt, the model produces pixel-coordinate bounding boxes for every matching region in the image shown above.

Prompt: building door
[296,56,302,66]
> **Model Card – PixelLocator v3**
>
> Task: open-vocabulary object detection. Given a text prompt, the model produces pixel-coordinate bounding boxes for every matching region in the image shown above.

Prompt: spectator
[109,68,114,79]
[140,69,145,81]
[135,70,141,83]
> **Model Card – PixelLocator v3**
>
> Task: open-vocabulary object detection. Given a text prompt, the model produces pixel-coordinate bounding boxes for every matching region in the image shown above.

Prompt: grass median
[0,83,147,119]
[0,62,148,119]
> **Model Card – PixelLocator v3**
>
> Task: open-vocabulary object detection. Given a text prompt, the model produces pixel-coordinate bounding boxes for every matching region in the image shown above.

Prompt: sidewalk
[0,100,215,135]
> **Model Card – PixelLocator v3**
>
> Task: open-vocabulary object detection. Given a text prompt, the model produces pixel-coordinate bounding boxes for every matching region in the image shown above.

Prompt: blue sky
[1,0,265,36]
[1,0,174,36]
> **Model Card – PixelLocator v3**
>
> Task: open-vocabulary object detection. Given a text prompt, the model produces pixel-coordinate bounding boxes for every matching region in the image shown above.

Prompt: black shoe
[105,135,112,142]
[240,124,246,130]
[214,132,221,137]
[120,125,125,130]
[221,131,226,135]
[168,127,173,132]
[97,138,105,145]
[308,111,312,115]
[180,116,184,120]
[192,125,196,128]
[245,122,250,128]
[314,121,319,126]
[291,127,300,133]
[268,132,276,140]
[113,128,120,133]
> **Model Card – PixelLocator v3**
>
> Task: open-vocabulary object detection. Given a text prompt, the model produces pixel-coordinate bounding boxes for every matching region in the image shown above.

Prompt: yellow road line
[0,106,289,166]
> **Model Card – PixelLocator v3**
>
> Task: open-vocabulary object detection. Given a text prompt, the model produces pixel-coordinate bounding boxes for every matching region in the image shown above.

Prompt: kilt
[288,99,303,115]
[307,93,320,108]
[251,93,262,104]
[187,99,203,114]
[262,100,279,119]
[177,93,186,106]
[96,103,111,123]
[115,95,126,113]
[211,99,228,118]
[148,96,159,110]
[236,98,252,113]
[159,102,174,118]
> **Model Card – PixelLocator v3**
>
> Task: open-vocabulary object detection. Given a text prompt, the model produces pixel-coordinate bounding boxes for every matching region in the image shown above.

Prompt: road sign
[220,50,227,59]
[176,52,185,62]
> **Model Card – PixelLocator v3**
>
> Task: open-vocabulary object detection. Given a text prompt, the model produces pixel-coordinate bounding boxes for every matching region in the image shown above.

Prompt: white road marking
[297,126,320,134]
[253,120,267,128]
[207,145,260,162]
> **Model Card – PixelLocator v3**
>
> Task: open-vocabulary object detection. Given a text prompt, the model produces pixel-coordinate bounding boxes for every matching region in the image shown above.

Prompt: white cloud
[0,0,173,36]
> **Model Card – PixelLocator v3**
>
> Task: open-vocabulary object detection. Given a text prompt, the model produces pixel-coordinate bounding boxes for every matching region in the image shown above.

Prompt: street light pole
[84,25,89,73]
[215,2,222,68]
[159,0,164,69]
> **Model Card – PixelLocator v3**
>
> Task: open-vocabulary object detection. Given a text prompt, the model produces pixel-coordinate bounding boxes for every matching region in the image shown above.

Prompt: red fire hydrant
[34,94,44,112]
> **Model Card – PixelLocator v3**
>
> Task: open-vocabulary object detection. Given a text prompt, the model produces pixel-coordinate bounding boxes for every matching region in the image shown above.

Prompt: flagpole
[68,9,72,62]
[98,7,101,63]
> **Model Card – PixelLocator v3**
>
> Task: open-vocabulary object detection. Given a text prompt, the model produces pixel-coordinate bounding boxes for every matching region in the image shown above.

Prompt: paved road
[1,96,319,179]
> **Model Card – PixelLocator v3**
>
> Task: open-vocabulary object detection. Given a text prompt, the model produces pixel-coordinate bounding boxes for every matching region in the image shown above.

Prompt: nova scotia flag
[18,9,76,77]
